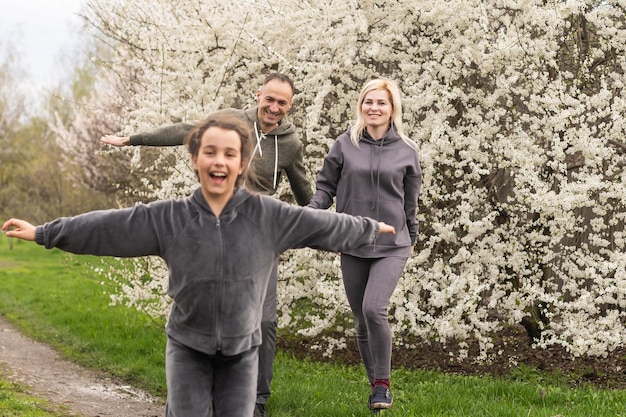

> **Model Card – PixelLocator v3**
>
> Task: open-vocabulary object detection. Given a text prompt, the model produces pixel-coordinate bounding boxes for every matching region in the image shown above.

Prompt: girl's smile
[192,126,246,216]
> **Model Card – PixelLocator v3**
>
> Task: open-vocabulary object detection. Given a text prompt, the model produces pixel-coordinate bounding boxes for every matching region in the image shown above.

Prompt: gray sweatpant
[256,260,278,405]
[165,336,258,417]
[340,254,408,382]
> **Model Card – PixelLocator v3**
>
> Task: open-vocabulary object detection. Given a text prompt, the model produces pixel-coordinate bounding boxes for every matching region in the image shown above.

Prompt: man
[101,73,313,417]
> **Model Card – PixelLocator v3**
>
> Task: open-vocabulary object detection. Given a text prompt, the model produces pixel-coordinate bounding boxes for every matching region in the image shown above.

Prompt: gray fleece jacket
[35,187,379,356]
[308,126,421,258]
[129,107,313,205]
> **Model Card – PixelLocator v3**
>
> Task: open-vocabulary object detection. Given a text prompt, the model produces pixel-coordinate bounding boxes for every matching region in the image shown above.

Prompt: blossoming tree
[65,0,626,359]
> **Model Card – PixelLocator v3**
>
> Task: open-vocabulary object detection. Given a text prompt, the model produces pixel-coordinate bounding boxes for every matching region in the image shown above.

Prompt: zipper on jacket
[215,216,222,351]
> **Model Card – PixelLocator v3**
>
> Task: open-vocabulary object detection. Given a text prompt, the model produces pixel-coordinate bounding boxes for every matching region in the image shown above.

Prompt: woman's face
[192,126,246,204]
[361,89,392,130]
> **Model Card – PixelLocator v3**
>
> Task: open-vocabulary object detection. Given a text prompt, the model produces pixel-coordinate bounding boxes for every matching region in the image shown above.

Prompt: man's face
[256,79,293,132]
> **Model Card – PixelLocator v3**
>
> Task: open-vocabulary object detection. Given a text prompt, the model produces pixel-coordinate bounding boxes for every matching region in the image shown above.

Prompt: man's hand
[2,219,36,241]
[101,135,131,147]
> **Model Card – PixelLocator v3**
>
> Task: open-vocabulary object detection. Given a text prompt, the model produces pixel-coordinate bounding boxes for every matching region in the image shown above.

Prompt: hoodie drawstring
[370,137,384,214]
[370,136,385,254]
[250,121,279,190]
[273,134,278,189]
[248,122,264,176]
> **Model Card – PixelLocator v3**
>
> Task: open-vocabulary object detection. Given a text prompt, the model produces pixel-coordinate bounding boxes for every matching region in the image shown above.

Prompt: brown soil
[1,315,625,417]
[278,324,626,390]
[0,315,164,417]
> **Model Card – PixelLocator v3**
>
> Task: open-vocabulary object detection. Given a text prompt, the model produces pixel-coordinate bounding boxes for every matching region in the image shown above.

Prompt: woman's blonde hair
[349,79,418,151]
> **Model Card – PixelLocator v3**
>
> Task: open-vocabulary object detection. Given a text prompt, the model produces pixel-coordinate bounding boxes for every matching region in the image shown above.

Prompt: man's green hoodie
[129,107,313,205]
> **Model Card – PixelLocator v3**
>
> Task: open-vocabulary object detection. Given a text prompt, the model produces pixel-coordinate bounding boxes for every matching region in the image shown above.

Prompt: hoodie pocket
[343,199,410,246]
[170,275,261,338]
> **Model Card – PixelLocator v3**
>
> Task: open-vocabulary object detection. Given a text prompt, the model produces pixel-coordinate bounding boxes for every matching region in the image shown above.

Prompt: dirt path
[0,315,164,417]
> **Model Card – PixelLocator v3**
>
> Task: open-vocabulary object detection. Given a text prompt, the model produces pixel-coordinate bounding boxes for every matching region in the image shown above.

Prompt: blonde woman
[309,79,422,411]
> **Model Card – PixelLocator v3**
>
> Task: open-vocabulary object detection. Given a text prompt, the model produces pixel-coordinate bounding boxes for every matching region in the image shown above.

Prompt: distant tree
[0,44,31,221]
[0,40,111,223]
[49,37,179,208]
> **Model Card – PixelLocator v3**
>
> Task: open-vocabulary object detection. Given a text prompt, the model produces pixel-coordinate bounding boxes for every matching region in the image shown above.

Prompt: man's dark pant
[256,260,278,405]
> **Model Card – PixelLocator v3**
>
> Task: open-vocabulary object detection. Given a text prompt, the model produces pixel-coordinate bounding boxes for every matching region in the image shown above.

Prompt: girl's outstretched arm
[2,219,36,241]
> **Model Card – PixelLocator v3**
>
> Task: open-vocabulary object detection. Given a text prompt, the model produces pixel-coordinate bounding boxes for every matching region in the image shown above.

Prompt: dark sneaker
[254,403,268,417]
[369,386,393,410]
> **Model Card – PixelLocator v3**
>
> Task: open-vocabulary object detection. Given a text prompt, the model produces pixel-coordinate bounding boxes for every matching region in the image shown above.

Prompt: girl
[3,113,395,417]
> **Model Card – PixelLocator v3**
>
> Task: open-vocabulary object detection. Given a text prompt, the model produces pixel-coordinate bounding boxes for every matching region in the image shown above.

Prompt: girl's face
[361,89,392,130]
[192,126,246,205]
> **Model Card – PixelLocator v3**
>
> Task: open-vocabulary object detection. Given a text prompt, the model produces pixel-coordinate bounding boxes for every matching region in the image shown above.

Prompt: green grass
[269,354,626,417]
[0,377,71,417]
[0,235,167,398]
[2,234,626,416]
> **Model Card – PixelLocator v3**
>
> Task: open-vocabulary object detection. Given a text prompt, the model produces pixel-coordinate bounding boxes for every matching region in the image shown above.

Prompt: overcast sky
[0,0,85,96]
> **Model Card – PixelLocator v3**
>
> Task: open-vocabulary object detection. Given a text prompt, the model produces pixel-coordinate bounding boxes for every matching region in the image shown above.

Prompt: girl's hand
[2,219,36,241]
[378,222,396,235]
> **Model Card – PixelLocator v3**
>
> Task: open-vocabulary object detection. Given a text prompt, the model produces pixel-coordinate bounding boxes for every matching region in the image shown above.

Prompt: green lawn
[1,234,626,416]
[0,379,72,417]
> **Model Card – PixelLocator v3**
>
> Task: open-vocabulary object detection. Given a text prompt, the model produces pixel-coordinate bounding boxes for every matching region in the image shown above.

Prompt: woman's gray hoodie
[35,187,379,356]
[128,107,313,205]
[308,126,421,258]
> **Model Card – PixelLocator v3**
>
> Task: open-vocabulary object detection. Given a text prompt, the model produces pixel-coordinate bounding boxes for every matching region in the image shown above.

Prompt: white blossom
[70,0,626,360]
